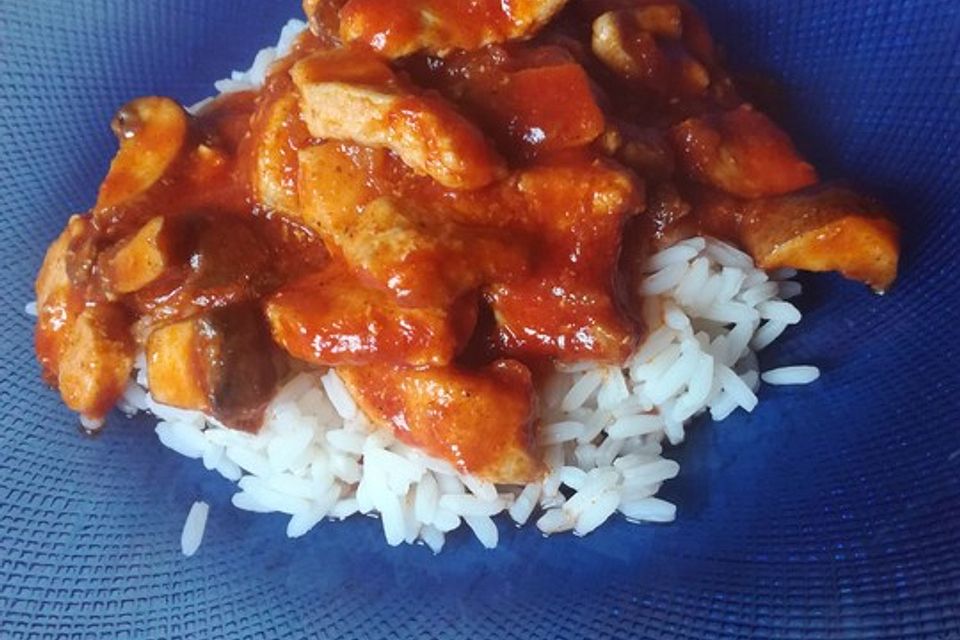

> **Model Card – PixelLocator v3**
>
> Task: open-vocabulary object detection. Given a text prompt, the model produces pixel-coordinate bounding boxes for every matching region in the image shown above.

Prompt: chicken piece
[740,184,900,292]
[487,279,638,363]
[247,77,311,216]
[669,105,818,198]
[338,360,542,483]
[94,97,189,225]
[266,265,476,367]
[341,197,530,306]
[35,216,97,384]
[484,155,643,363]
[471,62,605,159]
[298,143,530,307]
[146,320,208,411]
[291,48,504,189]
[338,0,568,58]
[403,45,604,160]
[484,62,605,158]
[296,141,382,235]
[57,303,135,422]
[592,7,710,98]
[98,216,177,295]
[36,216,134,421]
[146,304,279,431]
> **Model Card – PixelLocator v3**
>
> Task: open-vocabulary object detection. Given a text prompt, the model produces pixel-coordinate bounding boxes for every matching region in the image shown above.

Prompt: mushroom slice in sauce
[94,97,190,232]
[146,304,280,432]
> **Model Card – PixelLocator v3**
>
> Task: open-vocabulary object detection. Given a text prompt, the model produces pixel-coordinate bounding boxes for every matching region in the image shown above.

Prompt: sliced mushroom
[302,0,347,45]
[146,304,279,431]
[94,97,189,225]
[291,48,505,189]
[128,213,272,332]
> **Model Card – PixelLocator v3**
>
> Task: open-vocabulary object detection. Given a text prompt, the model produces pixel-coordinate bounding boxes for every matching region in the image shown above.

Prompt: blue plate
[2,1,958,638]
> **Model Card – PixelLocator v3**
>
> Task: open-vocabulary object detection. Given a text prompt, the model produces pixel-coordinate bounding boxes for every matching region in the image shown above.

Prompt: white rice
[117,231,818,553]
[40,22,822,554]
[761,366,821,386]
[180,501,209,557]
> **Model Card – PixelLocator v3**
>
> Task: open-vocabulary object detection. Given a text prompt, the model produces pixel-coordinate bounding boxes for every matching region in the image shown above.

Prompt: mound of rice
[61,21,822,554]
[119,227,815,552]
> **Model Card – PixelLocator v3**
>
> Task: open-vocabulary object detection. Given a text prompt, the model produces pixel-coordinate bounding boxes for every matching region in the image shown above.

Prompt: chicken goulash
[35,0,899,485]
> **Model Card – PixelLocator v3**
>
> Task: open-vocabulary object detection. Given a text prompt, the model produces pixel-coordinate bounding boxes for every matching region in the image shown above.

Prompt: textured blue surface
[1,0,958,638]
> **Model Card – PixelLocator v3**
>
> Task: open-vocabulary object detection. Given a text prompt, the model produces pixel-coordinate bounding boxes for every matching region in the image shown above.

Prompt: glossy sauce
[35,1,899,480]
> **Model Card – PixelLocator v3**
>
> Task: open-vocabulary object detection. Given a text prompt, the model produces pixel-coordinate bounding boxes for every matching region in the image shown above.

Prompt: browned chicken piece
[57,303,135,422]
[94,97,190,227]
[35,216,97,385]
[487,279,639,363]
[669,104,818,198]
[340,196,530,307]
[98,216,177,295]
[296,141,383,235]
[247,76,311,216]
[338,360,543,483]
[299,143,530,307]
[338,0,568,58]
[592,6,710,98]
[266,265,477,367]
[483,155,643,363]
[417,46,606,160]
[291,48,505,189]
[146,304,279,431]
[477,62,605,158]
[740,184,900,292]
[662,184,900,292]
[36,215,135,422]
